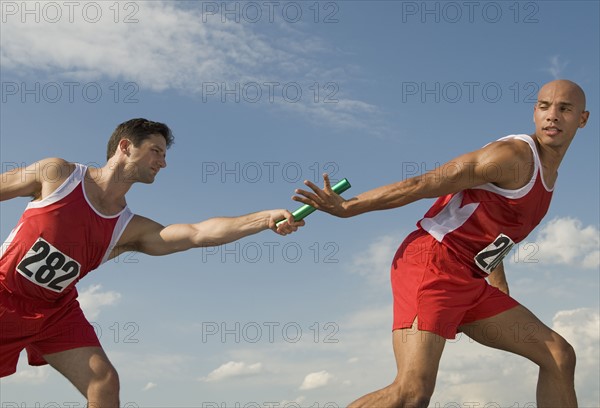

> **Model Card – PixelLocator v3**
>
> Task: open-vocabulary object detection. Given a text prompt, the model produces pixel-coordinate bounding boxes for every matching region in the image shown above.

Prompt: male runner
[293,79,589,407]
[0,118,304,405]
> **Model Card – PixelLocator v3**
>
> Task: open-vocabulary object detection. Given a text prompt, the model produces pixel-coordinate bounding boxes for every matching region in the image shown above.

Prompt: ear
[579,111,590,128]
[118,139,132,155]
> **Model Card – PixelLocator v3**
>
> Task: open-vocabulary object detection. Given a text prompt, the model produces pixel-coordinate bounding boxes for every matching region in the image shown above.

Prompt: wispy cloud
[78,284,121,319]
[2,356,50,385]
[524,217,600,269]
[349,233,400,285]
[1,1,382,134]
[200,361,263,382]
[545,55,569,80]
[299,370,334,390]
[142,382,157,391]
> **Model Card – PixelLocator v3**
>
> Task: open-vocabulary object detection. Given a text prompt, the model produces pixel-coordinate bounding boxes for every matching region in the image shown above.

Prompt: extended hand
[292,174,350,218]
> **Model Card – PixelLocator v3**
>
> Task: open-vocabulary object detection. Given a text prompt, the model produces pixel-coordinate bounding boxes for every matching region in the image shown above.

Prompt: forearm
[343,175,441,217]
[189,211,272,247]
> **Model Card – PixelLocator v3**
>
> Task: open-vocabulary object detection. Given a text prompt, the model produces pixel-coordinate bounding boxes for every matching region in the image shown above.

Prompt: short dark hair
[106,118,174,160]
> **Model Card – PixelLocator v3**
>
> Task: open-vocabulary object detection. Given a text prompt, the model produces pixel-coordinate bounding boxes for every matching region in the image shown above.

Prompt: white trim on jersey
[420,134,551,243]
[100,210,134,265]
[419,192,479,242]
[79,166,130,219]
[26,163,85,209]
[471,134,553,198]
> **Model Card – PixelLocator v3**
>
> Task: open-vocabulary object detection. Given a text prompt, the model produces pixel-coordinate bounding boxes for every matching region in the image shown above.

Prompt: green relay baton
[276,178,351,227]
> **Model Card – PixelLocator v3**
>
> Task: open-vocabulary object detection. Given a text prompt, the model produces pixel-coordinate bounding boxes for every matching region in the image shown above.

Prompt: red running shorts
[391,229,520,339]
[0,289,100,377]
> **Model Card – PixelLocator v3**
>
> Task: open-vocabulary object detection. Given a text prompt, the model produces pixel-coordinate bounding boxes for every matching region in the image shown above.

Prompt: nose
[546,105,560,122]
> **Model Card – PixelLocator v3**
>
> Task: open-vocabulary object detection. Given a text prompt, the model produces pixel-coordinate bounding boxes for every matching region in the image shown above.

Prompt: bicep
[120,215,197,257]
[416,142,523,198]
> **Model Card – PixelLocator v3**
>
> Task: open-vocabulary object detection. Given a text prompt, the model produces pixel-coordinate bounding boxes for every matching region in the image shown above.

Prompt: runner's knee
[392,378,434,408]
[547,333,576,374]
[88,365,120,400]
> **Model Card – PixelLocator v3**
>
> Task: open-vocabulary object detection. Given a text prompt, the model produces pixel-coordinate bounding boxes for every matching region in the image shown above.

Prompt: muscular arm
[0,158,73,202]
[113,210,301,258]
[294,139,533,217]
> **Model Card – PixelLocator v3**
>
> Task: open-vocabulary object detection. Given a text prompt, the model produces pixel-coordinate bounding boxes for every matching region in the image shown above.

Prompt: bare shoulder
[482,138,533,163]
[0,157,75,201]
[36,158,76,200]
[479,138,534,189]
[37,157,75,183]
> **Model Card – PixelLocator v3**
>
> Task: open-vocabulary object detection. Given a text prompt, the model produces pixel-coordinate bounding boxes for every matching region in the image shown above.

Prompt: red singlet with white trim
[418,134,553,273]
[0,163,133,309]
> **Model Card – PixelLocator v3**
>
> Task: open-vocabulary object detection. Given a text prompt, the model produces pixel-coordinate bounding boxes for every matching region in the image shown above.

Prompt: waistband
[0,282,76,318]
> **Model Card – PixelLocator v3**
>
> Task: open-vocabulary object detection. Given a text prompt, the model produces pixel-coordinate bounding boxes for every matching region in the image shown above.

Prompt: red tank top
[0,164,133,308]
[418,134,553,274]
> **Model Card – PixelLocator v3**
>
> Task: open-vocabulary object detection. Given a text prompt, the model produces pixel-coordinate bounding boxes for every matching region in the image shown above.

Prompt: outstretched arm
[293,139,533,218]
[113,210,304,258]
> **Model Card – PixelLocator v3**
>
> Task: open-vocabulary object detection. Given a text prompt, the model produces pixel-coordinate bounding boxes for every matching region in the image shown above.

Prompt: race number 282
[474,233,515,274]
[17,237,81,292]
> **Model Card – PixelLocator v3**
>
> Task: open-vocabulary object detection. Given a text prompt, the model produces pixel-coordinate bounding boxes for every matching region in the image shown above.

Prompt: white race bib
[17,237,81,293]
[474,234,515,274]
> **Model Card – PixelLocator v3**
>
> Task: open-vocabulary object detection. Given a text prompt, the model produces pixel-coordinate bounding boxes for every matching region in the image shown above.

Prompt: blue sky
[1,1,599,406]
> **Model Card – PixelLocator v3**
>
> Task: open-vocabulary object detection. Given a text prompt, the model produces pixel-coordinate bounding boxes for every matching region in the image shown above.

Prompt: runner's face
[533,81,589,148]
[128,134,167,184]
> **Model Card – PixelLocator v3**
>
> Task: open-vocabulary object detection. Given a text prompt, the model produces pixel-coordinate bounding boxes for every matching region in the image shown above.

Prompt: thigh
[393,319,447,392]
[458,305,564,366]
[43,346,117,397]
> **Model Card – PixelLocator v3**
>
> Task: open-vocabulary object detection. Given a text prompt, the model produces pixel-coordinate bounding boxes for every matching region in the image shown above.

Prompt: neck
[89,161,135,201]
[531,134,570,175]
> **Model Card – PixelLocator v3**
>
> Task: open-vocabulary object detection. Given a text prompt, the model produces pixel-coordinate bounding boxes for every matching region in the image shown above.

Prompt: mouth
[542,126,561,136]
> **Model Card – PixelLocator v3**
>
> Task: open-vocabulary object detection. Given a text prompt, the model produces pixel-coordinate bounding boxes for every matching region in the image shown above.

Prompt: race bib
[17,237,81,293]
[474,233,515,274]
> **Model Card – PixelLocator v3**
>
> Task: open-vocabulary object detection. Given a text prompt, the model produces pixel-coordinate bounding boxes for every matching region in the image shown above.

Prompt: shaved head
[539,80,587,112]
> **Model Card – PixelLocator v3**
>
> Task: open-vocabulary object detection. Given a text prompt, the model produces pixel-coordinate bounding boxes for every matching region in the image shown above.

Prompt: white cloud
[200,361,263,382]
[77,284,121,320]
[545,55,569,80]
[524,217,600,269]
[3,356,50,385]
[299,370,334,390]
[350,234,399,285]
[142,382,157,391]
[1,1,381,133]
